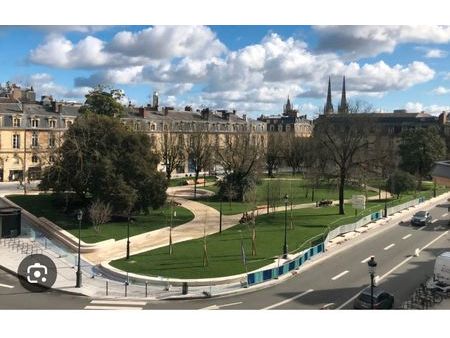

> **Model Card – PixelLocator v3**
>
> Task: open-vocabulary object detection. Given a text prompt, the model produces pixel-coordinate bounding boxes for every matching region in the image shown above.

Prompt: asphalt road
[144,202,450,310]
[1,201,449,310]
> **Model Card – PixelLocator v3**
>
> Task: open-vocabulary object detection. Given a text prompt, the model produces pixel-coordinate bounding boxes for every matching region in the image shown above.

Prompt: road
[1,202,449,310]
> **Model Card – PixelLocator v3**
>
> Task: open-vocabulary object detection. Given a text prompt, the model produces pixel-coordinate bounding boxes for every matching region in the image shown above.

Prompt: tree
[265,134,283,177]
[216,133,264,202]
[386,170,416,199]
[88,200,112,233]
[40,114,167,213]
[160,132,186,181]
[399,126,446,189]
[312,103,373,214]
[79,86,125,117]
[187,131,213,199]
[282,136,308,175]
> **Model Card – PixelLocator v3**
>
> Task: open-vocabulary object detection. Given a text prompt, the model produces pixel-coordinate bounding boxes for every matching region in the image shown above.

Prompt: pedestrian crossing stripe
[84,299,146,310]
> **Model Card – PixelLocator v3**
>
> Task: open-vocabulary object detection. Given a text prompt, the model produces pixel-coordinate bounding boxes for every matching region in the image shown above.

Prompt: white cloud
[425,48,447,58]
[13,73,90,100]
[432,86,450,95]
[108,26,226,60]
[405,101,450,114]
[315,25,450,59]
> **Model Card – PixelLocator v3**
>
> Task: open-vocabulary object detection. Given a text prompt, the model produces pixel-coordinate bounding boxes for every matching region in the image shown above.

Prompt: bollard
[125,282,128,297]
[182,282,188,295]
[106,281,109,296]
[145,281,148,297]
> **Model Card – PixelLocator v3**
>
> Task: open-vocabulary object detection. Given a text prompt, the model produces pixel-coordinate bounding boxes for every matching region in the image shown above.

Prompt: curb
[0,264,88,298]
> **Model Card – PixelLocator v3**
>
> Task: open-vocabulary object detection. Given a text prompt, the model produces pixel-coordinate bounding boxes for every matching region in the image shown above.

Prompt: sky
[2,25,450,118]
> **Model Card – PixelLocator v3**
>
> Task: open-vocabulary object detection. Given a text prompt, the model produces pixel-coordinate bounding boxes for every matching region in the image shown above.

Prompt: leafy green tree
[399,127,446,189]
[386,170,416,199]
[40,114,167,213]
[79,86,125,117]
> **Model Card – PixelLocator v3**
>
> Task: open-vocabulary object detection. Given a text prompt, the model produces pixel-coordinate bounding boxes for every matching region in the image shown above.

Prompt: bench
[184,178,206,185]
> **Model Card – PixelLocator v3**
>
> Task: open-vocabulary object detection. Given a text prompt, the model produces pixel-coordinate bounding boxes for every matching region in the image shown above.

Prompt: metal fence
[247,242,324,286]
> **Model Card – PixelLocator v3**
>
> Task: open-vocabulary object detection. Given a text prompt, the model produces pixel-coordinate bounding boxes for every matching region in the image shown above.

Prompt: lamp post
[219,196,223,233]
[126,211,131,260]
[76,209,83,288]
[367,256,377,309]
[384,182,388,218]
[283,194,289,259]
[433,181,437,198]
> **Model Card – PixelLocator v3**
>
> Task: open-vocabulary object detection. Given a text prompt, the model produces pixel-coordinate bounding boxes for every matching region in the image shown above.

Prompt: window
[65,120,73,128]
[12,134,20,149]
[31,155,39,163]
[286,125,291,132]
[270,125,275,132]
[31,119,39,128]
[13,117,21,127]
[49,133,56,147]
[49,120,56,128]
[150,123,155,131]
[49,155,55,163]
[31,131,38,147]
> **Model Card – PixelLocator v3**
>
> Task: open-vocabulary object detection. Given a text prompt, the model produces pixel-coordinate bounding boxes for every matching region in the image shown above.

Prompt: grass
[168,175,217,187]
[7,194,194,243]
[199,178,377,215]
[110,184,448,279]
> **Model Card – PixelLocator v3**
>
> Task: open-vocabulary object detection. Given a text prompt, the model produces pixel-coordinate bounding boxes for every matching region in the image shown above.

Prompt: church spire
[338,76,349,114]
[323,76,334,114]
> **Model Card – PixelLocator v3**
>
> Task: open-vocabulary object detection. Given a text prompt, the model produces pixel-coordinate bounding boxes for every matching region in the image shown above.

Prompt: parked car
[353,288,394,309]
[410,211,432,226]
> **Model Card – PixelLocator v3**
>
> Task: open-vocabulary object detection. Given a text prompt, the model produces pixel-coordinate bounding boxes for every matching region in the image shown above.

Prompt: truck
[434,252,450,285]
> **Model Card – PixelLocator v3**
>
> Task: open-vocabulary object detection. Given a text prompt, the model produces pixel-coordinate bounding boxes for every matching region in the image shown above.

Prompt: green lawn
[7,194,194,243]
[199,178,377,215]
[168,176,217,187]
[111,185,447,279]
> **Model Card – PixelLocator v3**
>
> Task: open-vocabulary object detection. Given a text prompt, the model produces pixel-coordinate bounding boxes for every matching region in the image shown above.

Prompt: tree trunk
[339,170,345,215]
[194,169,200,200]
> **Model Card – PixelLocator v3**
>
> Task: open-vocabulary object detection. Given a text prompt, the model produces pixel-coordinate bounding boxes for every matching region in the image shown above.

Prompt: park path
[83,195,240,264]
[84,184,391,264]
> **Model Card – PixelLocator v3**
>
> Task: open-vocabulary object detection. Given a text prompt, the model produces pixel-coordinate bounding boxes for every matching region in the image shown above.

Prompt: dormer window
[49,120,56,128]
[13,117,21,127]
[31,119,39,128]
[65,120,73,128]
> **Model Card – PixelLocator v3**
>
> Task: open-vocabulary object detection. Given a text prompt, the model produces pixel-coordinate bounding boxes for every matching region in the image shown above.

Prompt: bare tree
[265,134,283,177]
[216,133,264,202]
[312,101,374,214]
[88,199,112,233]
[282,135,308,175]
[160,132,186,180]
[187,131,213,199]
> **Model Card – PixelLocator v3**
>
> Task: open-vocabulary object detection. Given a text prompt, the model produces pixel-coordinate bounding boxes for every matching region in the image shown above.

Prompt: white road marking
[263,289,314,310]
[417,225,427,231]
[0,283,14,289]
[442,213,448,217]
[321,303,335,309]
[337,230,449,310]
[90,300,147,306]
[331,270,349,281]
[201,302,243,310]
[402,234,412,240]
[361,256,373,263]
[432,219,438,224]
[84,305,142,310]
[384,243,395,250]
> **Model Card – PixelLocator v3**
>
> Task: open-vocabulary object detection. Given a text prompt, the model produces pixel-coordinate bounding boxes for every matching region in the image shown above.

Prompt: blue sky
[2,25,450,118]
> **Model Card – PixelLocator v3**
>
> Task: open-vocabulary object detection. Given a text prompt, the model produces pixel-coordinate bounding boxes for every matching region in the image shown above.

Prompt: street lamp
[283,194,289,259]
[219,195,223,233]
[76,209,83,288]
[126,211,131,260]
[384,182,388,218]
[367,256,377,309]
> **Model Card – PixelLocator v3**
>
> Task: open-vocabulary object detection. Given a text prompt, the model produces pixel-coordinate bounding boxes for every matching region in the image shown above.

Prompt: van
[434,252,450,285]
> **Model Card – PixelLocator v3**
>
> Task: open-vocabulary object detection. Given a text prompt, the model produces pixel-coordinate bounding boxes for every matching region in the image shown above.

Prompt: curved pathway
[84,184,392,264]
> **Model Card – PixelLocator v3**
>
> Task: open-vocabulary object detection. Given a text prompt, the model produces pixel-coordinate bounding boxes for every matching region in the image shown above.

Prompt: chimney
[439,111,448,124]
[201,108,210,120]
[242,114,247,121]
[164,107,169,116]
[139,107,150,118]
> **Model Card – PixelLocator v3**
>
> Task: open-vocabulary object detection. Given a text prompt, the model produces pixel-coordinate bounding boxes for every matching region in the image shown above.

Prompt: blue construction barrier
[371,211,383,221]
[247,242,324,286]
